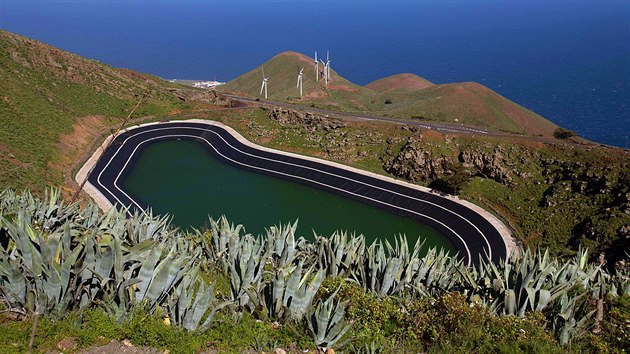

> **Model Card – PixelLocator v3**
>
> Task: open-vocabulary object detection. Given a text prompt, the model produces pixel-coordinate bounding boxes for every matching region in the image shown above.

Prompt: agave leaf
[135,246,162,302]
[380,257,402,295]
[183,281,211,331]
[301,268,325,309]
[536,289,551,311]
[505,289,516,315]
[145,246,182,305]
[283,262,303,308]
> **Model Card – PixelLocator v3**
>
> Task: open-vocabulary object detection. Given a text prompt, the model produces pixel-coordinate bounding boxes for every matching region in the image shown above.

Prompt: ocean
[1,0,629,147]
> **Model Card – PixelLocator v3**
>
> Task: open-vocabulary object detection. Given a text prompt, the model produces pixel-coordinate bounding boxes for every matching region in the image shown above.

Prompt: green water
[121,139,454,250]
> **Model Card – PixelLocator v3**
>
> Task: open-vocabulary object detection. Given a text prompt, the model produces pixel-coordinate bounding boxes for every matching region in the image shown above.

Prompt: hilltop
[219,51,377,112]
[365,73,434,93]
[0,30,190,193]
[219,51,559,136]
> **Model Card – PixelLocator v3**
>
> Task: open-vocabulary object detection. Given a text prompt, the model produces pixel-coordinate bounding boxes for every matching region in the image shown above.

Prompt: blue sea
[1,0,629,147]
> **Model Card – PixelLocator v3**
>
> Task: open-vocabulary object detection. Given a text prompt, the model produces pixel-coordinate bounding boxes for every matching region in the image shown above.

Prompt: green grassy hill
[220,51,559,136]
[0,30,185,191]
[219,51,378,111]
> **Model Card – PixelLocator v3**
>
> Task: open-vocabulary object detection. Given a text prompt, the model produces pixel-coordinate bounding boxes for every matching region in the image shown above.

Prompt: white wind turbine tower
[319,57,329,87]
[326,50,331,82]
[314,51,319,82]
[260,68,269,99]
[297,67,304,98]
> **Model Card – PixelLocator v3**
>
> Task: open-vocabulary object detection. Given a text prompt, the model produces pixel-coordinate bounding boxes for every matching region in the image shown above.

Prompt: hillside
[365,73,434,93]
[0,30,186,192]
[380,82,559,135]
[219,52,559,136]
[219,51,378,112]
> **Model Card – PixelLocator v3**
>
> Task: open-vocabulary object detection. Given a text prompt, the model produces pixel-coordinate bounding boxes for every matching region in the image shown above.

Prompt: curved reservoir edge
[77,119,518,265]
[119,139,452,251]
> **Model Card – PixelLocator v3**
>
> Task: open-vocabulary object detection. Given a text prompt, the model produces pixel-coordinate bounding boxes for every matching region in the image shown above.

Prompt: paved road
[224,94,494,135]
[222,94,613,149]
[90,121,508,265]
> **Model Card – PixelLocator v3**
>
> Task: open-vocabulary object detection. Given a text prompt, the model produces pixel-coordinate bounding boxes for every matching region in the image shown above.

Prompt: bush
[384,99,393,104]
[428,165,470,195]
[554,128,576,140]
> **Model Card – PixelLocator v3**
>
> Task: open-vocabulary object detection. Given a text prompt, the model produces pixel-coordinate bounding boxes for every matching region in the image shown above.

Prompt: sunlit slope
[0,30,182,191]
[365,73,434,93]
[378,82,558,135]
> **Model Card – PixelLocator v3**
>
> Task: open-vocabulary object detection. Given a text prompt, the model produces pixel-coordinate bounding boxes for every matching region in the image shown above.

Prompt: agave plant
[315,231,365,278]
[0,190,216,328]
[265,221,299,268]
[0,212,81,315]
[122,209,176,244]
[351,236,428,296]
[228,234,266,309]
[168,267,231,332]
[251,260,326,320]
[350,241,395,296]
[134,239,200,311]
[553,293,596,345]
[308,290,352,352]
[608,268,630,298]
[2,189,627,345]
[207,216,242,261]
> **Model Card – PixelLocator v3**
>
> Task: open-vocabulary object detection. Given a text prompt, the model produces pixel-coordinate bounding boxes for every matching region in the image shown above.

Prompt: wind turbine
[319,58,328,87]
[326,50,331,82]
[260,68,269,99]
[297,67,304,98]
[314,51,319,82]
[319,59,330,87]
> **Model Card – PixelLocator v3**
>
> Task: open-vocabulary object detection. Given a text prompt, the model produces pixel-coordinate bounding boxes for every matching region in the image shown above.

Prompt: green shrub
[429,164,470,195]
[554,127,576,140]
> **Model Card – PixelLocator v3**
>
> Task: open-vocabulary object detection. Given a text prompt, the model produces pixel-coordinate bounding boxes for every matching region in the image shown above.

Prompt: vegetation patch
[1,190,628,353]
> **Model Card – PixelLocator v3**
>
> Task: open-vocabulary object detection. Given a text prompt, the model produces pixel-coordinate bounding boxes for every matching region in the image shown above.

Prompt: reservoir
[121,138,454,251]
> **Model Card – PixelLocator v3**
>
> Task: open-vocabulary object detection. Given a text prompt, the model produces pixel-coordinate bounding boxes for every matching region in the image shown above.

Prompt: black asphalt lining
[88,121,508,265]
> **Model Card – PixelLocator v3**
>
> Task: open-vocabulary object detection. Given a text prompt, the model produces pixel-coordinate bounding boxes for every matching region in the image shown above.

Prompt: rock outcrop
[382,136,453,182]
[458,147,512,184]
[383,135,513,185]
[265,107,346,131]
[168,89,238,106]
